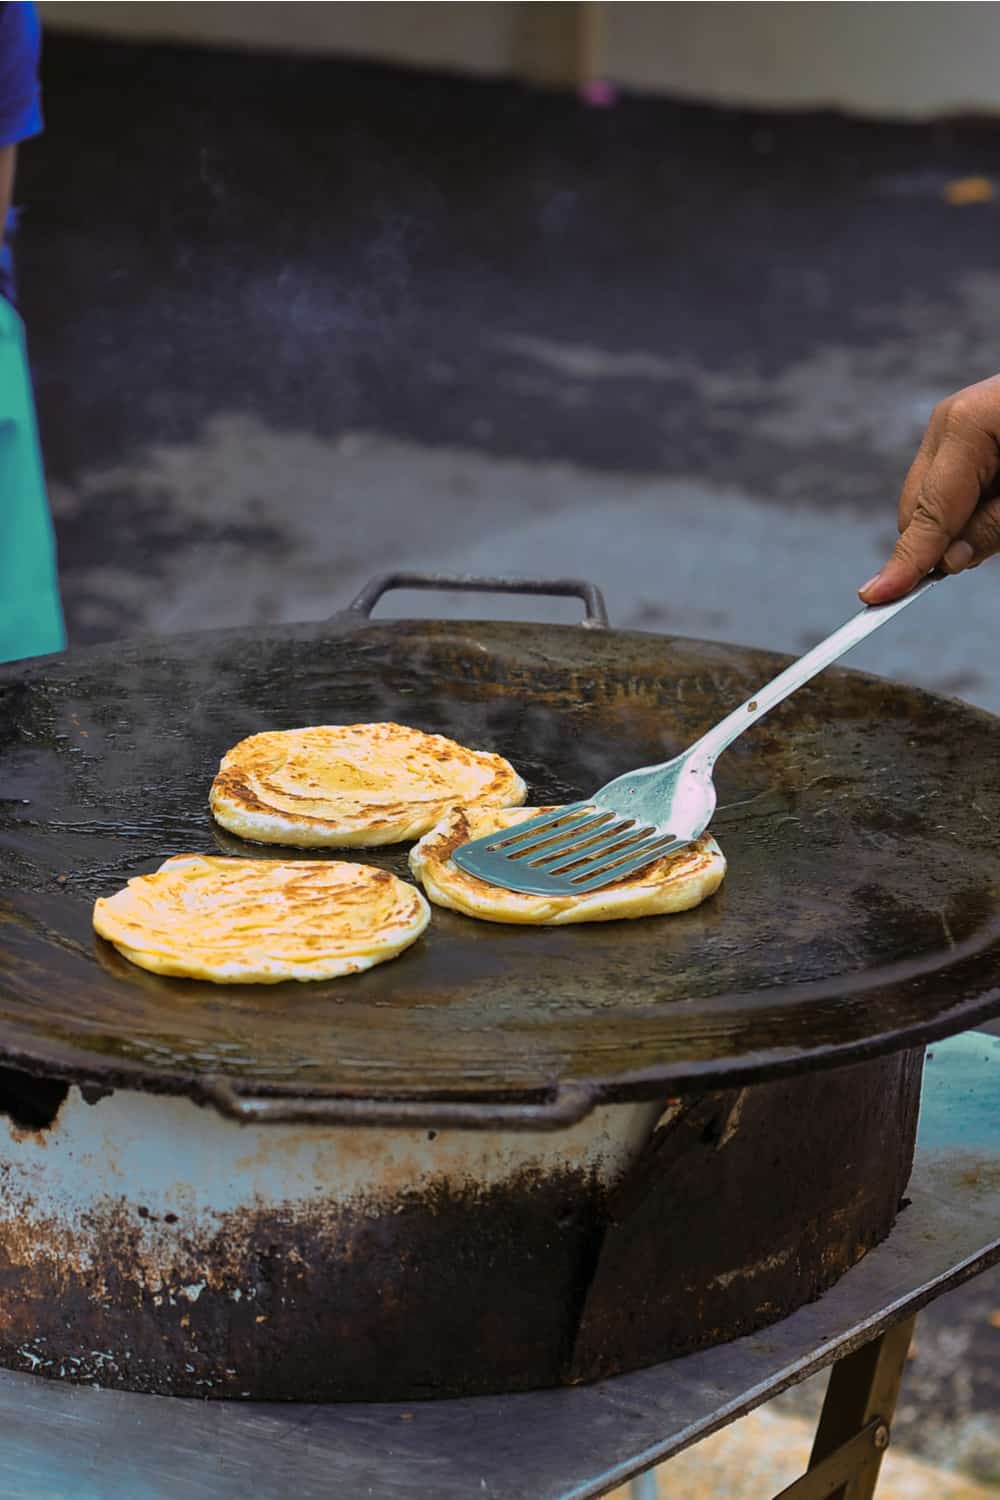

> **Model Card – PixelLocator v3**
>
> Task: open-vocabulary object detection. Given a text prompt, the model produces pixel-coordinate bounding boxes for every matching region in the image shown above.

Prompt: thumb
[859,518,946,604]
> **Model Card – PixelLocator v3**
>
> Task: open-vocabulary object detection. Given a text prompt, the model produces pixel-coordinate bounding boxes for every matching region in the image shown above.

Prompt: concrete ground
[14,27,1000,1491]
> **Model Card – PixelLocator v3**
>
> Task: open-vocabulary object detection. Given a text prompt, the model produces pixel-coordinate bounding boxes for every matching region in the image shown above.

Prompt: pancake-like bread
[93,854,430,983]
[209,723,526,847]
[409,806,726,925]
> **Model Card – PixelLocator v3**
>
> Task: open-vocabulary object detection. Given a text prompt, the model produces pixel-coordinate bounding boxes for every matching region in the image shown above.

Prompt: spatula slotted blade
[451,802,688,896]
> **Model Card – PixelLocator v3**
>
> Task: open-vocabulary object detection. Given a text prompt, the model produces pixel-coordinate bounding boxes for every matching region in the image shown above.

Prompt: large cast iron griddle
[2,575,999,1126]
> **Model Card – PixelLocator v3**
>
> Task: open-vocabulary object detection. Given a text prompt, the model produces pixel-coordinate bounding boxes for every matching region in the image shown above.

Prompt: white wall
[37,2,514,75]
[37,1,1000,120]
[605,3,1000,118]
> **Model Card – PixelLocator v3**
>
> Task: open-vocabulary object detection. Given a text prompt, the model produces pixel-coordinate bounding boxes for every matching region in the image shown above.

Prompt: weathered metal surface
[0,1034,993,1497]
[569,1048,923,1379]
[0,1076,658,1398]
[1,600,1000,1109]
[0,1050,919,1399]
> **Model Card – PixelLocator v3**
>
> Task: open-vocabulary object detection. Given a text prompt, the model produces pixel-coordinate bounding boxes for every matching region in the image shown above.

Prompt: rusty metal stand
[620,1028,1000,1500]
[0,1033,995,1500]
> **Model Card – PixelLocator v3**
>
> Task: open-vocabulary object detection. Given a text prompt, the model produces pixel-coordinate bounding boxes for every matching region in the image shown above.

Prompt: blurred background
[15,2,1000,1494]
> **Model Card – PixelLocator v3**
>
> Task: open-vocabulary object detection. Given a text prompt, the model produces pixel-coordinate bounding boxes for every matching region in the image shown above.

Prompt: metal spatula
[452,576,940,896]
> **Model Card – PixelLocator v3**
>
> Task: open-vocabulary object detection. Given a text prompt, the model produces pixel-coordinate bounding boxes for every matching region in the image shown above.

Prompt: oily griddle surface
[2,615,1000,1103]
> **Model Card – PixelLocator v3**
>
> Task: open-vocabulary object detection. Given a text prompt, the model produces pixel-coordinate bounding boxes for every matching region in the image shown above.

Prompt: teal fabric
[0,294,64,661]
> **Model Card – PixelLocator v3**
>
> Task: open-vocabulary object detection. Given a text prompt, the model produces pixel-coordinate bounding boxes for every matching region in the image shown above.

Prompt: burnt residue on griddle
[0,1066,69,1132]
[0,617,999,1105]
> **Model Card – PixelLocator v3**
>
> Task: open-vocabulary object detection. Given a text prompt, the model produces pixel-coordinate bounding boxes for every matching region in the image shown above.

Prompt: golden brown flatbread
[93,854,430,982]
[209,723,526,847]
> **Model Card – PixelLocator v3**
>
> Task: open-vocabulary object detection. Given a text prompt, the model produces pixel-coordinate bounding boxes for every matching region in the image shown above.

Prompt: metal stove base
[0,1031,996,1500]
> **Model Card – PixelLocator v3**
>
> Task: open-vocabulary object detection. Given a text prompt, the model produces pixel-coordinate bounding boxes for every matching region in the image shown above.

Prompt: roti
[209,723,526,847]
[409,805,726,925]
[92,854,430,983]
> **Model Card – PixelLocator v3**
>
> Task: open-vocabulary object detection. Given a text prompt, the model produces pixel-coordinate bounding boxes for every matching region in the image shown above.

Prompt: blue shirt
[0,2,43,305]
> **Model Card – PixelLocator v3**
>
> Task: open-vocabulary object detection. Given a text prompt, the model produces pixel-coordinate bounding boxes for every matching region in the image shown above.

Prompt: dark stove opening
[0,1066,70,1131]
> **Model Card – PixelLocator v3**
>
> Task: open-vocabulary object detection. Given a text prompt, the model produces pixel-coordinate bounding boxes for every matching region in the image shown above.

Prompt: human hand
[859,375,1000,604]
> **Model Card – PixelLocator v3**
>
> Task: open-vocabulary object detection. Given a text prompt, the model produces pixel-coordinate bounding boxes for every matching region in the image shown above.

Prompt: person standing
[0,0,64,661]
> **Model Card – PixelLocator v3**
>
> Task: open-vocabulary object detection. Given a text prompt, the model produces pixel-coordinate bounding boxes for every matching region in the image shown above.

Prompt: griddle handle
[198,1076,601,1130]
[346,573,609,629]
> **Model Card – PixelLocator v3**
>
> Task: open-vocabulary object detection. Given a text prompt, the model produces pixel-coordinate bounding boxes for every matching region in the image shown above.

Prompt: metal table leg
[628,1471,660,1500]
[770,1314,915,1500]
[628,1313,916,1500]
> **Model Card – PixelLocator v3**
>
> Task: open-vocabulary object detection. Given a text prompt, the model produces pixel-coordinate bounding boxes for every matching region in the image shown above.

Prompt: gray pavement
[47,406,1000,713]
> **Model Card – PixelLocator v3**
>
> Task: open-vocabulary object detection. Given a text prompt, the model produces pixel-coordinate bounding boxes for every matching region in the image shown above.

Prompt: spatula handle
[694,574,941,764]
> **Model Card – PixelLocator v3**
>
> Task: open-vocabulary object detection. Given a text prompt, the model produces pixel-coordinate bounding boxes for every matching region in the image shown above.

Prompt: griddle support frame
[627,1319,913,1500]
[802,1315,913,1500]
[0,1022,995,1500]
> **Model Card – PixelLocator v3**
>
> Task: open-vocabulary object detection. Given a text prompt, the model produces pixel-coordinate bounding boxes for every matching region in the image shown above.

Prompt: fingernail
[858,570,883,596]
[942,539,974,573]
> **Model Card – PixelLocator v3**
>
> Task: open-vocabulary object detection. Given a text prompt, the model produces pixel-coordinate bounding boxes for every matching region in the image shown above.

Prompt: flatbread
[409,805,726,924]
[209,723,526,847]
[93,854,430,983]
